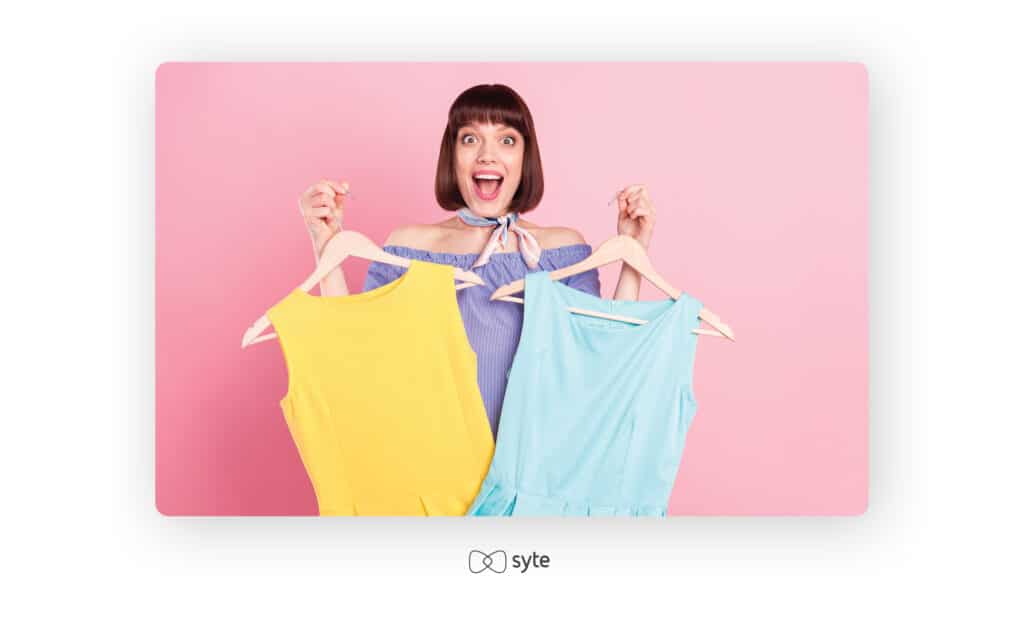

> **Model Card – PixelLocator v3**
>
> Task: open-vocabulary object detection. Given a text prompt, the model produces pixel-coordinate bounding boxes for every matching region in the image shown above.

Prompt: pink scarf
[456,207,541,269]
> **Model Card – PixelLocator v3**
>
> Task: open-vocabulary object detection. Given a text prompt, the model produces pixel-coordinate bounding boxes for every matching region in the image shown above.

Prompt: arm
[315,238,349,296]
[612,261,644,302]
[299,179,351,296]
[611,184,656,302]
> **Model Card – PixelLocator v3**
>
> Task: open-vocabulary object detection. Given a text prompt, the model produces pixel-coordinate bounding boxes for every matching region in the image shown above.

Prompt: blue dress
[364,244,599,438]
[467,270,704,516]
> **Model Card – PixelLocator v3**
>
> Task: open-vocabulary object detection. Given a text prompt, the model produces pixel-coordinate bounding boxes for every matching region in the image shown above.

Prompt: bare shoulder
[382,223,447,249]
[517,219,588,249]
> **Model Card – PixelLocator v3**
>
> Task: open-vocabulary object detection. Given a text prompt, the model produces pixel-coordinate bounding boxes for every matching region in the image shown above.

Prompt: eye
[502,136,516,145]
[460,134,476,144]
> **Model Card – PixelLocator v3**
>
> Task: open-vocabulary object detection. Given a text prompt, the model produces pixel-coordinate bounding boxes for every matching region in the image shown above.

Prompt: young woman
[297,84,657,437]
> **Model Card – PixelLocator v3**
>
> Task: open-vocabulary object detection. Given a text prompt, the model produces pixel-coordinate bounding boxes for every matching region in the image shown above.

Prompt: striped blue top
[364,244,600,438]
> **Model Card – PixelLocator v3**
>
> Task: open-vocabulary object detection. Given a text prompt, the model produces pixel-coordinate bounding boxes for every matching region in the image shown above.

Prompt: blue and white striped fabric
[364,244,600,438]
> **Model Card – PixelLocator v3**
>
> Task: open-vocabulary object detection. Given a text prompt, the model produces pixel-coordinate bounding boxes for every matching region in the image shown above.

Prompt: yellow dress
[266,260,495,515]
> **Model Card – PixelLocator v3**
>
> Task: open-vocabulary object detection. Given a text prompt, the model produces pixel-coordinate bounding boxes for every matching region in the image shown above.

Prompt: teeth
[474,174,502,180]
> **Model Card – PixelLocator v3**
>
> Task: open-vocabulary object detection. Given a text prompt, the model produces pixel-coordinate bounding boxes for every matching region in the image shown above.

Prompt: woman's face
[454,121,525,218]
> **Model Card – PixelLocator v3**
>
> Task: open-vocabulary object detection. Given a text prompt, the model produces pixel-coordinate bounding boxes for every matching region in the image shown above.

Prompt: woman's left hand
[615,184,656,248]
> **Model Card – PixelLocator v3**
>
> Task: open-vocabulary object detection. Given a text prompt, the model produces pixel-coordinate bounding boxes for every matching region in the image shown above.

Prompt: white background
[1,1,1021,621]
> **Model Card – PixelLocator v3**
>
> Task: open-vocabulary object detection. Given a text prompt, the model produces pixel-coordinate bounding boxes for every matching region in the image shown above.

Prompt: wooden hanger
[490,234,735,340]
[241,230,485,348]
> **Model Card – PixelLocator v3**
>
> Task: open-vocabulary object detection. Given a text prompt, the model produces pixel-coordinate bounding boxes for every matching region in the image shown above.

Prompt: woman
[297,84,657,437]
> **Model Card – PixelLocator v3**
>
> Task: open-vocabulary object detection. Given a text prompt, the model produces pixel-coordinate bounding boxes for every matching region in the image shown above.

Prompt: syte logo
[468,549,551,574]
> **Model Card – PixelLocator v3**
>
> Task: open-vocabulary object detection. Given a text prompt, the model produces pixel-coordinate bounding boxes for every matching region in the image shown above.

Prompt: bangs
[448,91,529,139]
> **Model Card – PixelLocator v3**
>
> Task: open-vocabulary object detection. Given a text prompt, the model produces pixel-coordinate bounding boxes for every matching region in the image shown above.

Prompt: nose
[476,141,498,163]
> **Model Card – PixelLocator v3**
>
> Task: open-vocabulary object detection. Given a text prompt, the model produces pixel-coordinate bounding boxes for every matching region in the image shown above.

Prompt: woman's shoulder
[382,222,451,249]
[517,219,588,249]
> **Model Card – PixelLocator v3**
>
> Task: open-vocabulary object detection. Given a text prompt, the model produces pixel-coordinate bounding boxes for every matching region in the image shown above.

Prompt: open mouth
[472,174,503,200]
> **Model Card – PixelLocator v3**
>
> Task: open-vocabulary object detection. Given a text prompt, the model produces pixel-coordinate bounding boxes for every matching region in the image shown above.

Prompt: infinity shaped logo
[468,549,507,573]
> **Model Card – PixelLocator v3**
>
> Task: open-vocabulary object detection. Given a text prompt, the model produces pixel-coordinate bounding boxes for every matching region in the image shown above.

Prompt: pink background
[156,62,867,515]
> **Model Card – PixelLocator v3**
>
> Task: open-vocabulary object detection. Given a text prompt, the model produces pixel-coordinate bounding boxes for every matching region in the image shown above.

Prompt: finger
[302,195,329,214]
[641,190,656,213]
[312,182,337,198]
[629,207,652,218]
[616,189,630,212]
[304,181,334,198]
[622,192,639,213]
[325,180,349,196]
[312,193,337,209]
[618,186,644,207]
[305,206,331,218]
[627,198,649,216]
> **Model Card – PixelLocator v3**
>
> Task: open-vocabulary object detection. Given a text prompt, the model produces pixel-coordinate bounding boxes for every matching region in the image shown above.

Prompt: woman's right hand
[300,179,349,258]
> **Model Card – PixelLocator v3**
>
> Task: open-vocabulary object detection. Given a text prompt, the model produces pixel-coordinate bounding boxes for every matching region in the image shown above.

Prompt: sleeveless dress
[266,260,495,516]
[364,244,600,438]
[467,270,704,517]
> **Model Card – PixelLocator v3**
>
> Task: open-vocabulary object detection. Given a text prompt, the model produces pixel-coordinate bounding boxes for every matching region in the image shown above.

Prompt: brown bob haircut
[435,84,544,214]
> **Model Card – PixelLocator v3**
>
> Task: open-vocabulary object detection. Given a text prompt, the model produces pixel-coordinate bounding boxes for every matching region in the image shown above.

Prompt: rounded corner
[155,496,176,517]
[850,61,869,83]
[154,62,175,87]
[850,494,869,517]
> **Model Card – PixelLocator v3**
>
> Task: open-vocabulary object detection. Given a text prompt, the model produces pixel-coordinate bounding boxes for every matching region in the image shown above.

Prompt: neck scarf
[456,207,541,269]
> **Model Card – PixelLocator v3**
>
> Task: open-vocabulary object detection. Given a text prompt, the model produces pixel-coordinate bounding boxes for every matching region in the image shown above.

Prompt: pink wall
[156,62,867,515]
